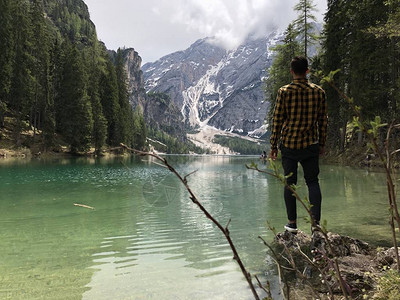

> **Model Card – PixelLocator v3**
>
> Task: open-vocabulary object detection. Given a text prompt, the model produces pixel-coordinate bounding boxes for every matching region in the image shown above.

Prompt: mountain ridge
[142,31,285,139]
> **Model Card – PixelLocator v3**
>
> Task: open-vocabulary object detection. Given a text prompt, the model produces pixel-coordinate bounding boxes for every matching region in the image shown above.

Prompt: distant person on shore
[269,56,328,233]
[260,150,267,161]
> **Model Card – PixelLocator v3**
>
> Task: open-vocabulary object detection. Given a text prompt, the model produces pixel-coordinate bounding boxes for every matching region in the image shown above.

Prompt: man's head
[290,56,309,76]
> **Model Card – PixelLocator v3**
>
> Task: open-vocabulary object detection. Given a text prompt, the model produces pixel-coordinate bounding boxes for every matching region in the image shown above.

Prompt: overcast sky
[83,0,327,64]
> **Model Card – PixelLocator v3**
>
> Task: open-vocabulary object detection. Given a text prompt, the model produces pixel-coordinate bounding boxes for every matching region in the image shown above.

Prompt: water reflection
[0,156,393,299]
[83,156,270,299]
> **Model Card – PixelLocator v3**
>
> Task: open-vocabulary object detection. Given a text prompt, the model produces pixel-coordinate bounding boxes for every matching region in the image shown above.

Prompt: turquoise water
[0,156,392,299]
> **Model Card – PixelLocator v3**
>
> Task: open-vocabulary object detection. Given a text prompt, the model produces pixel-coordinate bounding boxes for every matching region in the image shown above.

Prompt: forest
[266,0,400,155]
[213,135,267,155]
[1,0,399,157]
[0,0,147,155]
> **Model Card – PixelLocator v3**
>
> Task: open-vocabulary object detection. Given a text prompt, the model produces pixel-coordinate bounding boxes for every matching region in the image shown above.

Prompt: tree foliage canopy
[0,0,147,154]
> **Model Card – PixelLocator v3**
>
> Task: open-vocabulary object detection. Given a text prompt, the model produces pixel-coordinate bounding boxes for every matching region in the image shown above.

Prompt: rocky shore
[271,230,399,299]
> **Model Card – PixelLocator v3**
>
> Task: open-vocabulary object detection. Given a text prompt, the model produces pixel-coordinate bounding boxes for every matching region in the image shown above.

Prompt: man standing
[269,56,327,233]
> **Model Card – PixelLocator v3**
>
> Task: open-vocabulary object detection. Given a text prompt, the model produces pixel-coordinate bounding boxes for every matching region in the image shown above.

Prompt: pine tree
[99,58,120,146]
[293,0,319,58]
[368,0,400,119]
[132,106,147,150]
[0,0,15,127]
[9,0,35,146]
[90,87,107,154]
[323,0,398,151]
[322,0,351,150]
[349,0,392,121]
[115,48,132,146]
[265,23,302,124]
[84,43,107,155]
[56,41,93,153]
[30,0,53,143]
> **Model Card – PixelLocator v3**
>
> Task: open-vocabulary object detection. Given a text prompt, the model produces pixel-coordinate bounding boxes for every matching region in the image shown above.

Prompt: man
[269,56,327,233]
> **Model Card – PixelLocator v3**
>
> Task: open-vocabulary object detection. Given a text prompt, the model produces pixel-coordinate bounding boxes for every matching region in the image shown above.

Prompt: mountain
[109,48,147,110]
[142,31,284,138]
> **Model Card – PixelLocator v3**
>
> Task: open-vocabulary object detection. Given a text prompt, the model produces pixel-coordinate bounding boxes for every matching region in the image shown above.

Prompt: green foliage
[213,135,267,155]
[0,0,147,153]
[56,42,93,153]
[100,58,120,146]
[368,116,388,137]
[264,23,302,124]
[321,69,341,85]
[322,0,400,151]
[147,126,206,154]
[115,48,133,146]
[293,0,319,57]
[9,0,35,145]
[43,0,97,45]
[374,270,400,300]
[147,92,171,106]
[368,0,400,39]
[132,106,147,150]
[0,0,15,106]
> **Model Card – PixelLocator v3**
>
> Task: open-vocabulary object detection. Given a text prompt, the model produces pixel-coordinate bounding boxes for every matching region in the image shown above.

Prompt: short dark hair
[290,56,308,75]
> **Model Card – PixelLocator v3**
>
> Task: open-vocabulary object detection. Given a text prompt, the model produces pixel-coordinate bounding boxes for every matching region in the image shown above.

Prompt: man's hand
[319,146,325,156]
[269,148,278,160]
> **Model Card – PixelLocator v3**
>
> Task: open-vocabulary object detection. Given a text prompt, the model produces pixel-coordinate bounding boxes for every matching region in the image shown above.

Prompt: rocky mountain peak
[142,30,284,137]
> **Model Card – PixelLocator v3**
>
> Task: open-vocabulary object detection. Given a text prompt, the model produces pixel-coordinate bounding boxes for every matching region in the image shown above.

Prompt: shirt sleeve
[318,90,328,146]
[270,88,285,149]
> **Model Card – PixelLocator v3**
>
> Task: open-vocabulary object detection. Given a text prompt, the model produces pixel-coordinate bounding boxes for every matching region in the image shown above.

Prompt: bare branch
[258,236,290,298]
[390,149,400,157]
[254,275,272,298]
[120,143,260,300]
[225,218,232,231]
[183,169,198,183]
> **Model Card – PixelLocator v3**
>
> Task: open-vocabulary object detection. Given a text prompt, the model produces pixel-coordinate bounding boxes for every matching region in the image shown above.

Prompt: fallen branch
[73,203,95,210]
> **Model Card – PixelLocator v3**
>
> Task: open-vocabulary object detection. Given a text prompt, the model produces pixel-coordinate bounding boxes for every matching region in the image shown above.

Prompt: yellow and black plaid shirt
[270,78,327,150]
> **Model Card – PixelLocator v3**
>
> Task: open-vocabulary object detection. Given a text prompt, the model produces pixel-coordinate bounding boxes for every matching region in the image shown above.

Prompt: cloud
[85,0,326,63]
[158,0,326,49]
[156,0,316,50]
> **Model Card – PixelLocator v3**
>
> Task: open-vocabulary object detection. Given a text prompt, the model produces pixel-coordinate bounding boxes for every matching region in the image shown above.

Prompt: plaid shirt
[270,78,327,150]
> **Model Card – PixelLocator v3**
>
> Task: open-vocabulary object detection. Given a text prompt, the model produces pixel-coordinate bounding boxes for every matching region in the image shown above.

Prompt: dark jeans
[280,144,322,222]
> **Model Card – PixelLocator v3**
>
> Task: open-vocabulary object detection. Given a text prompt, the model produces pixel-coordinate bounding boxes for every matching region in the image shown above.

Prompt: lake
[0,155,392,299]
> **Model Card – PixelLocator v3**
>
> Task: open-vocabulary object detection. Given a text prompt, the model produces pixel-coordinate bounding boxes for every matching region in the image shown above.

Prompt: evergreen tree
[349,0,392,121]
[0,0,15,127]
[322,0,399,151]
[132,106,147,150]
[90,87,107,154]
[115,48,132,146]
[322,0,352,150]
[99,58,120,146]
[293,0,319,58]
[9,0,35,146]
[56,41,93,153]
[30,0,53,143]
[368,0,400,118]
[265,23,302,124]
[42,39,60,150]
[84,43,108,155]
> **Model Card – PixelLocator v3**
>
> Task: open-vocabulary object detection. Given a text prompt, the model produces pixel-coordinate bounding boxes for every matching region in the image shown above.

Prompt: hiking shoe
[284,223,298,233]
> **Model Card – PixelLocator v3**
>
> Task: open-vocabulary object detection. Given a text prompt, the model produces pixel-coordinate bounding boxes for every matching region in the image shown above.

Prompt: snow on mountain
[142,30,284,138]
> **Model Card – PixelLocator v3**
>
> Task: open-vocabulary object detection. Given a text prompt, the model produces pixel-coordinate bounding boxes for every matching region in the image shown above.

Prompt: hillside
[0,0,146,155]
